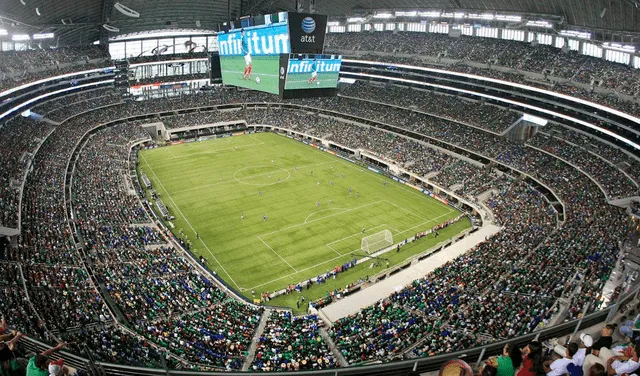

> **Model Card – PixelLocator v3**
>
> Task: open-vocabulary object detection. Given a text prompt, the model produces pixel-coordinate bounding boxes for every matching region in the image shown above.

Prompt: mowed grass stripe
[139,133,467,301]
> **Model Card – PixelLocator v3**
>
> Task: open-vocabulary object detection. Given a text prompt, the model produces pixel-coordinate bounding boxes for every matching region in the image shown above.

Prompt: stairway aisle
[242,309,272,371]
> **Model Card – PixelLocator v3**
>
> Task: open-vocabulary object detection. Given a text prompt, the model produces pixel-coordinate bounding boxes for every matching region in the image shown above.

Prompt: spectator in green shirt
[25,342,66,376]
[487,343,522,376]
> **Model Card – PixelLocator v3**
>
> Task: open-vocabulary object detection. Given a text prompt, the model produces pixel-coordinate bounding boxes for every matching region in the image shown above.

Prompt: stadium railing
[17,282,639,376]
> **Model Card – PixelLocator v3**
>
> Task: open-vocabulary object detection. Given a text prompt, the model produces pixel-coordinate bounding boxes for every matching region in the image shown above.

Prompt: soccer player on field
[263,214,267,222]
[241,29,252,80]
[307,58,319,85]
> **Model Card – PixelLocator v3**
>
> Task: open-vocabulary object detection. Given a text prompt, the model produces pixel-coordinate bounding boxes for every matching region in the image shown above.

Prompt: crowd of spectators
[0,46,110,93]
[33,88,123,122]
[528,131,638,198]
[252,311,336,371]
[0,81,635,372]
[325,32,640,97]
[340,82,521,134]
[0,116,54,229]
[286,86,638,200]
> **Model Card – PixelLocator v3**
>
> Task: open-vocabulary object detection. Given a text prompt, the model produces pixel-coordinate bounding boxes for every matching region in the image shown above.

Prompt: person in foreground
[26,342,67,376]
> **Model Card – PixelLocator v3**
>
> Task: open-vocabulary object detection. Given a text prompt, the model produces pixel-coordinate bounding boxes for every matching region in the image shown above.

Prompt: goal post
[361,229,393,254]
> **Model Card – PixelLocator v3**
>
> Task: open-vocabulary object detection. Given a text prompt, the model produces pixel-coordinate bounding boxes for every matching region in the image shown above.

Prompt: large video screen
[284,54,342,90]
[218,12,290,94]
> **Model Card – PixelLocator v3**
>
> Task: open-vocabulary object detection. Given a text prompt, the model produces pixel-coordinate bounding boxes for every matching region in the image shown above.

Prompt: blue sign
[301,17,316,34]
[218,24,290,56]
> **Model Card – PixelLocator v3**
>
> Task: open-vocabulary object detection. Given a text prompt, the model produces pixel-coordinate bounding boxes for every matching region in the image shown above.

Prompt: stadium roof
[0,0,639,45]
[0,0,241,44]
[282,0,640,35]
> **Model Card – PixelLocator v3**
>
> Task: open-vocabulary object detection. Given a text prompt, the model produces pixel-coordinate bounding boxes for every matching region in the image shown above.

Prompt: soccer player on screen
[307,58,318,85]
[241,29,252,80]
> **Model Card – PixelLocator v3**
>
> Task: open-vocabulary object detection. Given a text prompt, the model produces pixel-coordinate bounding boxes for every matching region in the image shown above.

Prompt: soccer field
[284,71,339,90]
[138,133,469,307]
[220,55,280,94]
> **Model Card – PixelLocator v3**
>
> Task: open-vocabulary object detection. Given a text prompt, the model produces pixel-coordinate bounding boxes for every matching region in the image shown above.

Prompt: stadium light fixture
[326,21,341,26]
[373,13,393,19]
[33,32,54,39]
[347,17,365,22]
[602,42,635,52]
[395,11,417,17]
[114,2,140,18]
[454,12,465,18]
[419,11,441,18]
[0,29,8,36]
[102,24,120,32]
[526,20,553,28]
[11,34,30,41]
[560,30,591,39]
[495,14,522,22]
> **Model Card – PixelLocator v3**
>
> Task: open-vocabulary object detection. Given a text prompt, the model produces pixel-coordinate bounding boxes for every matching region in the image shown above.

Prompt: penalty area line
[257,235,298,273]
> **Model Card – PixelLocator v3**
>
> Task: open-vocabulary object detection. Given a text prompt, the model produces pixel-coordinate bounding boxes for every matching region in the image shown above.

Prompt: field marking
[383,199,430,222]
[325,224,388,256]
[233,166,291,186]
[243,249,362,291]
[259,200,384,239]
[333,158,453,213]
[172,161,333,194]
[246,208,458,291]
[168,140,265,159]
[303,207,350,224]
[257,236,298,273]
[139,153,242,290]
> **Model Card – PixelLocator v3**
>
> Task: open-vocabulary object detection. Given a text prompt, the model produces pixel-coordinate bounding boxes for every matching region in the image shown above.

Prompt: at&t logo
[300,16,316,42]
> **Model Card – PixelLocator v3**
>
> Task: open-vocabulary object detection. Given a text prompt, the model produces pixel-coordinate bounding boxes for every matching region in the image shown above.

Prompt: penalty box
[257,200,421,270]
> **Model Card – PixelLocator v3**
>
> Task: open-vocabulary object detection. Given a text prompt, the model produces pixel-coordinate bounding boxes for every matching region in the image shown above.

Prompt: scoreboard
[214,12,338,98]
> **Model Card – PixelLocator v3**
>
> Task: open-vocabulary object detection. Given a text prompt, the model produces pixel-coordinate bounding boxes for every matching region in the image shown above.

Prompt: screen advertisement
[284,54,342,90]
[287,13,328,54]
[218,13,290,94]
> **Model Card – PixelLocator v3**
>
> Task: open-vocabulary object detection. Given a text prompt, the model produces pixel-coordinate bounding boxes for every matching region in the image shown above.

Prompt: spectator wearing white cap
[555,334,593,367]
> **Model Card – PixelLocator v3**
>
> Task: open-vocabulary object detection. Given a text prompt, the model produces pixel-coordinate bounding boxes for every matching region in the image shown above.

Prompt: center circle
[233,165,291,186]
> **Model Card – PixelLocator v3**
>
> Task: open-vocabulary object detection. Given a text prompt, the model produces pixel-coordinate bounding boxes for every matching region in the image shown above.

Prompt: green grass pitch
[220,55,280,94]
[284,71,339,90]
[138,133,470,311]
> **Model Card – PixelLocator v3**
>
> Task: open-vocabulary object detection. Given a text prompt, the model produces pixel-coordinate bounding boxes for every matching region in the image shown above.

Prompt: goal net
[361,229,393,254]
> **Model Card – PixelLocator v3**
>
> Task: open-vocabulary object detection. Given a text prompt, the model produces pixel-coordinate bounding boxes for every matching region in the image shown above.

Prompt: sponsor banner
[303,140,309,144]
[287,13,327,54]
[232,131,245,136]
[367,166,380,174]
[327,150,336,155]
[337,154,354,163]
[218,23,290,56]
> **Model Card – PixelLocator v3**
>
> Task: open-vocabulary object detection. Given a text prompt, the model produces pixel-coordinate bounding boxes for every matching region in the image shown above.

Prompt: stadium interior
[1,0,640,375]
